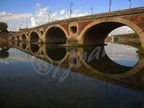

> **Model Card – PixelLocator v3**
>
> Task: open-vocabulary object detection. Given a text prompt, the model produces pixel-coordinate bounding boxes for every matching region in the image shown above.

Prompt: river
[0,42,144,108]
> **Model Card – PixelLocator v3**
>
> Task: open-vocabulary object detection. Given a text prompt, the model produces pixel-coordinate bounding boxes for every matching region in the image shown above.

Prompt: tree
[0,22,8,33]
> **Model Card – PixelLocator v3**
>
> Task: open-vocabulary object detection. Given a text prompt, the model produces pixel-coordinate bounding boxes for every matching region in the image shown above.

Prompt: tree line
[113,33,139,38]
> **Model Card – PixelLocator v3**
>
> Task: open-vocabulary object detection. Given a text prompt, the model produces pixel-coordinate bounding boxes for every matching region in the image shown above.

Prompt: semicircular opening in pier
[70,26,77,34]
[45,27,67,44]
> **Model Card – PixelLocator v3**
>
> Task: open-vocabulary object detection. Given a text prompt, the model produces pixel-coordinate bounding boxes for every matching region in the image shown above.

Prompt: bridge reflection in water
[12,42,144,93]
[1,42,144,108]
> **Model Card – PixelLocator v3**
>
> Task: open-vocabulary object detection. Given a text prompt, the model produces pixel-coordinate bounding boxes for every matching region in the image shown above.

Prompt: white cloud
[105,43,138,62]
[52,12,58,17]
[109,26,134,36]
[72,12,88,17]
[0,12,33,22]
[36,7,49,16]
[0,11,33,30]
[0,11,6,16]
[60,10,66,15]
[36,3,41,7]
[30,17,36,27]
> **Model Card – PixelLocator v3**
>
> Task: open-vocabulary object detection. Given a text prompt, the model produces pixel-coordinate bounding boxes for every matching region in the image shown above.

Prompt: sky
[0,0,144,33]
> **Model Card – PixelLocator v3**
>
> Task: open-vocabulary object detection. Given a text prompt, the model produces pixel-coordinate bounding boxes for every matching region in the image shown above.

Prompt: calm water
[0,42,144,108]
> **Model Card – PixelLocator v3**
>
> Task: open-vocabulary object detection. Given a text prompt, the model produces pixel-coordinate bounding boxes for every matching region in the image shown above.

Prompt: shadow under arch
[77,45,142,79]
[82,22,124,45]
[22,34,27,41]
[79,17,143,47]
[29,31,40,42]
[17,35,20,41]
[44,25,68,44]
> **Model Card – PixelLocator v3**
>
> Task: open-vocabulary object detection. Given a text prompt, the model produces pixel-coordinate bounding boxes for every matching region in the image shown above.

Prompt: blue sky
[0,0,144,31]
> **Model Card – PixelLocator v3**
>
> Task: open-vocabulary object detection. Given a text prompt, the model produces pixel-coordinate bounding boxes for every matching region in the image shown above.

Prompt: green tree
[0,22,8,33]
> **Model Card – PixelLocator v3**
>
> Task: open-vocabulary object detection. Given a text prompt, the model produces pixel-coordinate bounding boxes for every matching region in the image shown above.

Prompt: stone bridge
[12,7,144,47]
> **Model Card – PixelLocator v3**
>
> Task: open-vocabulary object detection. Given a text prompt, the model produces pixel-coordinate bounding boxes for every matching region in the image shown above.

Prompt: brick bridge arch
[79,17,144,46]
[21,33,27,41]
[29,30,41,42]
[43,24,68,44]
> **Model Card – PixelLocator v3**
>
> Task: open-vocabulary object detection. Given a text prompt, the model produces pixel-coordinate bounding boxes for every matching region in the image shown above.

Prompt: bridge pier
[139,33,144,48]
[66,37,79,46]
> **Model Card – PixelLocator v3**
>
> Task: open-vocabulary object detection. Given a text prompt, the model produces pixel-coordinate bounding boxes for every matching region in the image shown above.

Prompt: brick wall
[0,34,8,41]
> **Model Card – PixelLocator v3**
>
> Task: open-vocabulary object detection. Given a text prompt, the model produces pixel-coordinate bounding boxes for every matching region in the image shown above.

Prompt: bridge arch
[13,35,17,41]
[16,35,20,41]
[22,33,27,41]
[79,17,143,46]
[29,31,40,42]
[44,25,68,44]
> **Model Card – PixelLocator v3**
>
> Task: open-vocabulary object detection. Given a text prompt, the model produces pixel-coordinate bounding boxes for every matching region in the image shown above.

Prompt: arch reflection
[45,44,67,62]
[80,46,134,74]
[22,43,27,50]
[29,44,40,54]
[12,42,141,78]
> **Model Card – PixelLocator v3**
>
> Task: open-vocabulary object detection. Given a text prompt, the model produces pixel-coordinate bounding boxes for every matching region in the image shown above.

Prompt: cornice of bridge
[15,6,144,34]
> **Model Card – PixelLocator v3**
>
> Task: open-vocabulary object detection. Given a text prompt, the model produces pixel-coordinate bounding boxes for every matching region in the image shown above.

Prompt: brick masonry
[0,34,8,41]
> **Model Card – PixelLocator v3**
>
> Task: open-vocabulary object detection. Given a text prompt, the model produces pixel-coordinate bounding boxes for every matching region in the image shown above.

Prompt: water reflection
[80,45,133,74]
[30,43,40,53]
[22,43,27,49]
[0,42,144,108]
[105,43,139,67]
[11,42,144,85]
[45,44,67,61]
